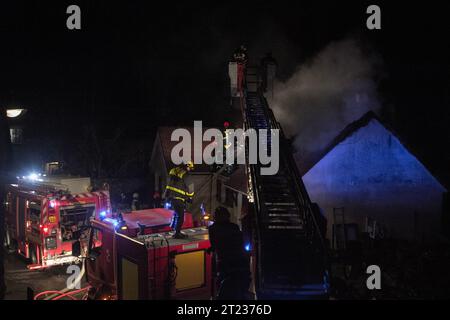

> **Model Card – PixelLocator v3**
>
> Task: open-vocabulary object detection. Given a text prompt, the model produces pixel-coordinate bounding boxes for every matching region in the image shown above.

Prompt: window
[9,127,23,144]
[28,201,41,223]
[60,205,95,242]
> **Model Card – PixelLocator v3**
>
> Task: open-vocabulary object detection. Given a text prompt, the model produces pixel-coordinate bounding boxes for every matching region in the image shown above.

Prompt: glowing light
[49,200,56,208]
[43,227,49,234]
[120,226,128,230]
[6,109,25,118]
[164,202,171,209]
[245,243,251,252]
[28,173,39,181]
[99,211,107,219]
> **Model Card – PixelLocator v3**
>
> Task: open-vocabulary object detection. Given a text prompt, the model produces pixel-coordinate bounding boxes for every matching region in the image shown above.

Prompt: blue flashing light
[245,243,251,252]
[99,211,107,220]
[164,202,171,209]
[103,217,119,228]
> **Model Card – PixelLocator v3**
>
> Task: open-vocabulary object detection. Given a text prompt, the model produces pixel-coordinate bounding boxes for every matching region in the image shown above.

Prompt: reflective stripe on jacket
[164,166,194,201]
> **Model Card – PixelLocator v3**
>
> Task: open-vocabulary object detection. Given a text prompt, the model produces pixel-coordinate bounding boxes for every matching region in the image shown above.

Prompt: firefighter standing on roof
[163,161,195,239]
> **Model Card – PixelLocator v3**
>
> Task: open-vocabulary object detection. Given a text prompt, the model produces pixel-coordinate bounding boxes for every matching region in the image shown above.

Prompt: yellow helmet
[185,160,194,170]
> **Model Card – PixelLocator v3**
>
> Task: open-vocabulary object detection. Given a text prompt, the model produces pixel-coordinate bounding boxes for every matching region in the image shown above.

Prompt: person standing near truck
[163,161,195,239]
[208,206,251,299]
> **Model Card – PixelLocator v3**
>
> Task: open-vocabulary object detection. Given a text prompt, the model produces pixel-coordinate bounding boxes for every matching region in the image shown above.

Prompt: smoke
[271,38,382,168]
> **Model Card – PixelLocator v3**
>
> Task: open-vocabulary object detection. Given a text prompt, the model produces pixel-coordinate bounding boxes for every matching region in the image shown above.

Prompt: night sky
[0,1,449,184]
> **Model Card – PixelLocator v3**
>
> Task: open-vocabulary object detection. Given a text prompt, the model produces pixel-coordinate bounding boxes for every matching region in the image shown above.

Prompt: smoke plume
[271,38,382,170]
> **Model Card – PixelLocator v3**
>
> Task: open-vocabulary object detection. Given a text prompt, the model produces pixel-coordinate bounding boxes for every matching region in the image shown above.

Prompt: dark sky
[1,1,449,183]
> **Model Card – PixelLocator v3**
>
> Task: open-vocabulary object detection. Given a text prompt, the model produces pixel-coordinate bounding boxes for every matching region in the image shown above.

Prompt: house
[149,127,248,222]
[302,112,448,242]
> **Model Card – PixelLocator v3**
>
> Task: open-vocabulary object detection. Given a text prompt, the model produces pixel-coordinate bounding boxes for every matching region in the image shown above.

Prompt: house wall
[303,119,447,241]
[185,173,215,220]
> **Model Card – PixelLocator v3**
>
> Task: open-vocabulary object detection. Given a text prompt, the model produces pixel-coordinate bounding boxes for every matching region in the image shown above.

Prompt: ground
[3,250,87,300]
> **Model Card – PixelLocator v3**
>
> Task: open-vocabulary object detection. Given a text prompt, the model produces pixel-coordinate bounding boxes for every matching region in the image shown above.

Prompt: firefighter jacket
[164,166,194,202]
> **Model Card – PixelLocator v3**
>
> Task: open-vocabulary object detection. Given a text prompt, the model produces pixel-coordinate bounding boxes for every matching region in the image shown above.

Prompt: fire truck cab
[4,175,111,269]
[82,209,213,300]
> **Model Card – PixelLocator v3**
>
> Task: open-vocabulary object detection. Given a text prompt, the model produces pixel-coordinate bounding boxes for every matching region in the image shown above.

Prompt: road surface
[3,250,86,300]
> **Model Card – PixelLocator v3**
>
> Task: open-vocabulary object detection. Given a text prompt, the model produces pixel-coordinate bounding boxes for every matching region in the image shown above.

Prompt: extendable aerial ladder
[237,62,329,299]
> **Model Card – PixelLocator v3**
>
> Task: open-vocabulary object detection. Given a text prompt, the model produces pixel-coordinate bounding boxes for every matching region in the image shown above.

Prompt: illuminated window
[9,127,23,144]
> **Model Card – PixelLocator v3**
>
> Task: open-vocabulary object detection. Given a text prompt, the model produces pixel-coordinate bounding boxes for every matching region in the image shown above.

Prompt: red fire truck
[4,175,111,269]
[79,209,213,300]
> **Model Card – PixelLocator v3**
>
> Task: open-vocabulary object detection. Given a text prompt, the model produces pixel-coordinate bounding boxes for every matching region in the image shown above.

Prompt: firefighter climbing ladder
[241,64,329,299]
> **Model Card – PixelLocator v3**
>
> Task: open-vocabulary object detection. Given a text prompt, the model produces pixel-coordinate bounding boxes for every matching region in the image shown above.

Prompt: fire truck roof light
[99,211,107,220]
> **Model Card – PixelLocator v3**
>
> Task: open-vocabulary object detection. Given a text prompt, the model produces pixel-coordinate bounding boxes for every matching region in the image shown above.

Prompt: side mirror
[72,240,81,257]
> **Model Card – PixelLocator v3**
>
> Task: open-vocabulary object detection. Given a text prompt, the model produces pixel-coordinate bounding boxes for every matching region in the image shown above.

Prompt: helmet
[185,160,194,170]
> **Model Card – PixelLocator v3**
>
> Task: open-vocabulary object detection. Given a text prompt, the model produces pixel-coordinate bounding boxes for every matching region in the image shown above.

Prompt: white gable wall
[303,119,446,241]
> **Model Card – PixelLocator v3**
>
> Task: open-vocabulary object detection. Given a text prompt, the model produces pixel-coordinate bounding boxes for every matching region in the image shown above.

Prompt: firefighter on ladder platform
[163,161,195,239]
[233,44,248,95]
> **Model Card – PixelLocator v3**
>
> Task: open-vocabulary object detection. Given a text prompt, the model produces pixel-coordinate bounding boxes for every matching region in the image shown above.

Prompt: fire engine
[4,174,111,269]
[77,208,213,300]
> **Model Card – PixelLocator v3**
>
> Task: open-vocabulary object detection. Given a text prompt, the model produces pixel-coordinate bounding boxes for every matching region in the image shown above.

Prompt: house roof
[300,111,448,190]
[155,126,216,173]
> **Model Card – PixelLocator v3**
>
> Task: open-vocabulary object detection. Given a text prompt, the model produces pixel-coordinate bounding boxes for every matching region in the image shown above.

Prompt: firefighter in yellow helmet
[163,160,195,239]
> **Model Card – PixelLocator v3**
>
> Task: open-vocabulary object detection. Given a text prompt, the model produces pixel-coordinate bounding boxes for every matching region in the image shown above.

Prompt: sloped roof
[301,111,448,190]
[155,126,216,173]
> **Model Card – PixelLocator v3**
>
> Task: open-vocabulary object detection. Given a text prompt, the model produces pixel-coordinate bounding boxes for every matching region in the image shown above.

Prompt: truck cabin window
[28,201,41,224]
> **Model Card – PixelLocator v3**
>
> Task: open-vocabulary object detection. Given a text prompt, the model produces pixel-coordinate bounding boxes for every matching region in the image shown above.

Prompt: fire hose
[34,262,90,300]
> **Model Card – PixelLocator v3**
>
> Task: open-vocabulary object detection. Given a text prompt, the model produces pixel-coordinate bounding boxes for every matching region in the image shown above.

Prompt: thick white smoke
[271,38,382,170]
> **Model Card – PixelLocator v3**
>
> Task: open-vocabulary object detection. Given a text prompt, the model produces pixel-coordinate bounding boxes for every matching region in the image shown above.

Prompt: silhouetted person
[131,192,140,211]
[208,206,251,300]
[152,191,162,208]
[117,192,129,212]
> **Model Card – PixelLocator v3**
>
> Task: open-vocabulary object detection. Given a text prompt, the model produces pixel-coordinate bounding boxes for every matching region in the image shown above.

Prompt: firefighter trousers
[170,199,185,233]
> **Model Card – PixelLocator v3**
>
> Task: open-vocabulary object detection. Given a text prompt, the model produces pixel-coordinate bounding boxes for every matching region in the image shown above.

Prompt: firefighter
[208,206,251,300]
[163,161,195,239]
[233,44,248,63]
[118,192,129,212]
[152,191,162,208]
[131,192,140,211]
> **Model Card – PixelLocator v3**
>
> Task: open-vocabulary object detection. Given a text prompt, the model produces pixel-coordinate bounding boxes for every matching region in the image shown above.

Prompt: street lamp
[6,109,26,118]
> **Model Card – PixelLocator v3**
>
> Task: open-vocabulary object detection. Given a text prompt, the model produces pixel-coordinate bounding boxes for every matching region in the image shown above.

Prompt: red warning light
[223,121,230,129]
